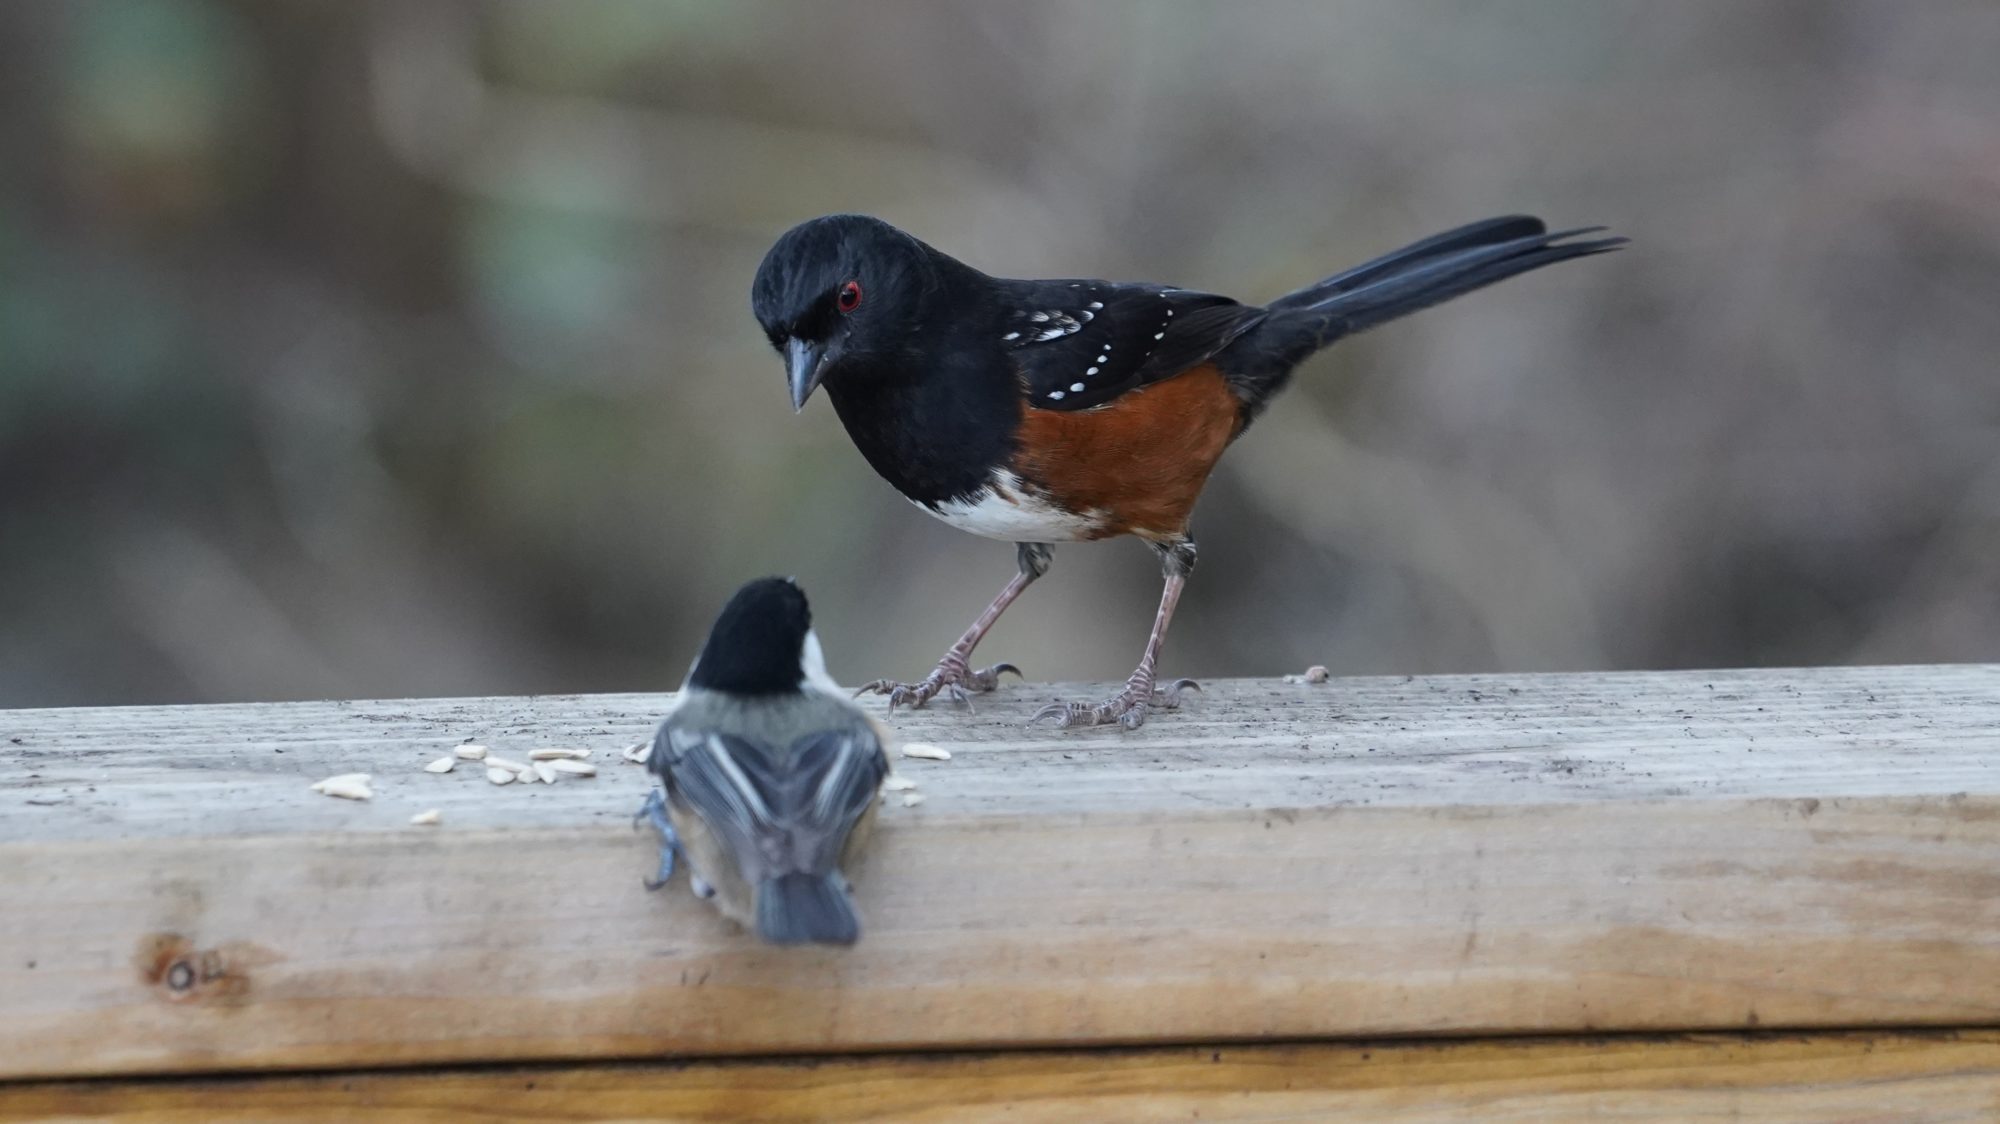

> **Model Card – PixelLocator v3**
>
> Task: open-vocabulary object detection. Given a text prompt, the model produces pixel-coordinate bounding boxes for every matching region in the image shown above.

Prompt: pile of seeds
[427,743,600,786]
[308,737,629,827]
[309,734,945,816]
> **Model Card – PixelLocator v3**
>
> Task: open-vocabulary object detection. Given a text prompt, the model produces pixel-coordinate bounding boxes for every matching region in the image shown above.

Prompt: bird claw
[1153,678,1201,709]
[1031,677,1199,730]
[634,789,679,890]
[973,662,1023,689]
[856,658,1022,713]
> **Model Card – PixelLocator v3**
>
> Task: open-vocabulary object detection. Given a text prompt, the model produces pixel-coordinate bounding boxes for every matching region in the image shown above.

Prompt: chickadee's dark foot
[634,788,679,890]
[857,654,1021,713]
[1032,677,1200,731]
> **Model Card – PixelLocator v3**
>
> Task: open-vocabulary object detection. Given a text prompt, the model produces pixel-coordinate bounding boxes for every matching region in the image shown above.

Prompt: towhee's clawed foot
[857,654,1022,713]
[858,545,1047,714]
[1032,676,1200,731]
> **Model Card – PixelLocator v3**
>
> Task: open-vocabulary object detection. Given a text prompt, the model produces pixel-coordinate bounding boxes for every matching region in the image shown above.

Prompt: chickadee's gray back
[663,689,870,750]
[650,687,887,944]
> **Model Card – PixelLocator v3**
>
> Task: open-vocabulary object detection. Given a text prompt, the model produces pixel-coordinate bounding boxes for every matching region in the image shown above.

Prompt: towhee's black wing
[994,280,1266,412]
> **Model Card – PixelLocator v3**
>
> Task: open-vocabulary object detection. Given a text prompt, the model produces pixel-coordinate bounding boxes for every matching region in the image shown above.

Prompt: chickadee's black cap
[687,577,812,696]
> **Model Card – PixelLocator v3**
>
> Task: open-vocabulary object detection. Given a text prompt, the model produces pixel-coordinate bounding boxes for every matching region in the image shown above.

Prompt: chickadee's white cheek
[800,630,844,698]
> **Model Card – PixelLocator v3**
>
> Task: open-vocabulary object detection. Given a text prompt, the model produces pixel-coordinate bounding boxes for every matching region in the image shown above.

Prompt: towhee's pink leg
[1032,538,1201,731]
[857,543,1048,712]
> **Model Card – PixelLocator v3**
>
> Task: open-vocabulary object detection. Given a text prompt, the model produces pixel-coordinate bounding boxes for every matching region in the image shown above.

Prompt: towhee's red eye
[837,280,862,313]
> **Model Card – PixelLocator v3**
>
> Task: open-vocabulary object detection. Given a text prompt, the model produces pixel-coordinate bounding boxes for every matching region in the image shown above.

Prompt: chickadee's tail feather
[755,872,859,946]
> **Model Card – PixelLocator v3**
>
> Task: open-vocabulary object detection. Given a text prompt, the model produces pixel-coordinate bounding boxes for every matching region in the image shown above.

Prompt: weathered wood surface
[3,666,1999,1080]
[6,1033,1999,1122]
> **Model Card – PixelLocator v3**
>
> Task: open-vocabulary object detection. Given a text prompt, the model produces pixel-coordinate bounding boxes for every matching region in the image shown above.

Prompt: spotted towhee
[752,214,1624,728]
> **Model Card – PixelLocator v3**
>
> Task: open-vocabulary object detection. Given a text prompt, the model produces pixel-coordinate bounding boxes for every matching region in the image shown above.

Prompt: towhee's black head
[751,215,945,411]
[687,576,818,696]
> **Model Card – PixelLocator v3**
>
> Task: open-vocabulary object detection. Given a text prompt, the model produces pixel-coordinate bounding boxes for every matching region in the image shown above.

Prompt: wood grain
[10,665,1998,842]
[2,667,1998,1079]
[6,1033,2000,1122]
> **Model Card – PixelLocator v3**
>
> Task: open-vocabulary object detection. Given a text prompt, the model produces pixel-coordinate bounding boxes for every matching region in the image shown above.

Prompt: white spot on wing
[1003,331,1020,340]
[1030,312,1050,322]
[1047,389,1065,399]
[1070,382,1085,392]
[1088,301,1103,310]
[1154,332,1165,339]
[1086,367,1098,375]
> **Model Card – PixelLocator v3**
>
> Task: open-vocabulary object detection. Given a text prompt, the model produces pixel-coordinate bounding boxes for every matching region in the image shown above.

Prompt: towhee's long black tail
[1226,216,1626,407]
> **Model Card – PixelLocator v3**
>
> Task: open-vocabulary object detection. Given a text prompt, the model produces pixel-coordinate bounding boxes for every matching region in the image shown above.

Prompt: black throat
[823,356,1019,506]
[821,278,1021,507]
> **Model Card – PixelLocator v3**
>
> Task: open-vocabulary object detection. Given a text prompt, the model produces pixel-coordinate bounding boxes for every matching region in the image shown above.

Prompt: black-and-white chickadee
[637,577,888,945]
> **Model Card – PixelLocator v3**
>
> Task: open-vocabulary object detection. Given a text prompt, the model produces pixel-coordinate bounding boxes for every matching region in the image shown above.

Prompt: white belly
[920,470,1105,542]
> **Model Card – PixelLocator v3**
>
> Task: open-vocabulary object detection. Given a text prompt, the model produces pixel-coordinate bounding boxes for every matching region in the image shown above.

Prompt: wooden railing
[4,665,1998,1118]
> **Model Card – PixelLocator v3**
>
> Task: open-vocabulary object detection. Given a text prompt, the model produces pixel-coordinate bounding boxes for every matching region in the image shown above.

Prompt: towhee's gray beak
[786,338,828,412]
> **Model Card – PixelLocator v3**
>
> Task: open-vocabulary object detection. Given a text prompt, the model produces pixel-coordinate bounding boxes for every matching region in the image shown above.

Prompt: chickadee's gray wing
[778,727,888,872]
[654,723,884,880]
[654,725,781,878]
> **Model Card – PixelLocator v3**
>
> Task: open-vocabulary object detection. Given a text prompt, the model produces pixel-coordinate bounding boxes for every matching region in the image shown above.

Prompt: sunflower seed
[310,773,373,801]
[532,761,559,784]
[900,743,951,761]
[409,809,441,826]
[882,774,918,791]
[486,766,515,785]
[454,744,489,761]
[548,759,596,776]
[530,748,590,761]
[423,756,456,774]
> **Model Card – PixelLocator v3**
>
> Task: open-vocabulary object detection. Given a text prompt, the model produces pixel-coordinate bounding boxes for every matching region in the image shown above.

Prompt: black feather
[1295,227,1624,332]
[1265,215,1550,312]
[998,282,1264,412]
[1222,221,1627,408]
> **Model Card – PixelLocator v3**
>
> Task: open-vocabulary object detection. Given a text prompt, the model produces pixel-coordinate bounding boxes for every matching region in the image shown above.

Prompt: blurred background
[2,1,1997,708]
